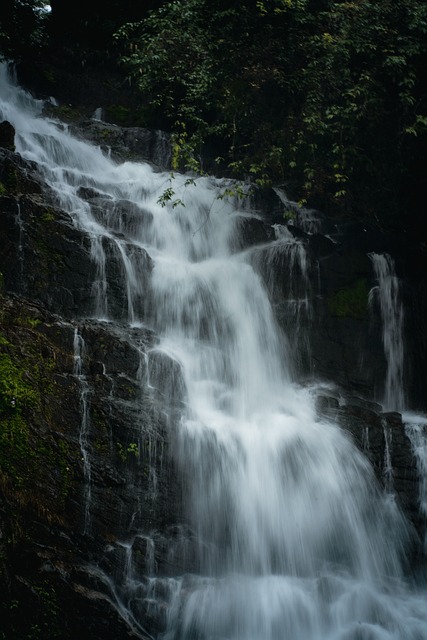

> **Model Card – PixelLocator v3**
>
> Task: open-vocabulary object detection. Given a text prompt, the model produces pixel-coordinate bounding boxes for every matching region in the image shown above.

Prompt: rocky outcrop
[1,118,427,638]
[251,190,427,410]
[0,129,184,638]
[0,120,15,151]
[315,389,424,561]
[0,291,189,639]
[69,120,172,170]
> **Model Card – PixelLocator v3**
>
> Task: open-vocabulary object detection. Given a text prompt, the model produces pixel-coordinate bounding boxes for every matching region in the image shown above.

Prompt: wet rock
[70,120,172,169]
[234,214,270,249]
[0,192,96,317]
[0,148,43,194]
[315,394,339,419]
[0,120,15,151]
[331,397,422,551]
[1,112,427,638]
[77,185,111,201]
[307,232,336,258]
[0,294,184,638]
[90,199,154,238]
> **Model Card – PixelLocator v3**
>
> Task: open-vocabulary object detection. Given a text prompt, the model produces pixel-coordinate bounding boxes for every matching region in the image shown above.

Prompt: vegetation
[116,440,139,462]
[0,581,61,640]
[327,279,369,319]
[114,0,427,227]
[0,0,49,62]
[0,0,426,229]
[0,303,75,508]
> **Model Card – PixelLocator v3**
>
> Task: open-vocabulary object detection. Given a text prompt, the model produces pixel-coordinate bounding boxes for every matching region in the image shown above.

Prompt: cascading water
[15,201,25,289]
[2,64,427,639]
[405,415,427,555]
[250,224,312,374]
[73,327,92,534]
[368,255,427,568]
[369,253,405,411]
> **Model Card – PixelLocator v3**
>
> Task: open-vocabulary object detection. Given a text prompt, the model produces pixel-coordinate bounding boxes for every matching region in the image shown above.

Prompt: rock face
[0,131,182,638]
[252,193,427,411]
[1,117,427,638]
[69,120,172,170]
[0,120,15,151]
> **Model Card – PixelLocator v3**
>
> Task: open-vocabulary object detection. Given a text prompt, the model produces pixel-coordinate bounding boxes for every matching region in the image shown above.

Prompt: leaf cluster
[115,0,427,227]
[0,0,50,62]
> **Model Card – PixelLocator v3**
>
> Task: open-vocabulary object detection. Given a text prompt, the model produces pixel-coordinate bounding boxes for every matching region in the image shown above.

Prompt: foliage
[0,1,50,62]
[328,279,369,319]
[116,440,139,462]
[0,317,74,507]
[0,337,37,483]
[0,580,61,639]
[1,0,426,229]
[115,0,427,228]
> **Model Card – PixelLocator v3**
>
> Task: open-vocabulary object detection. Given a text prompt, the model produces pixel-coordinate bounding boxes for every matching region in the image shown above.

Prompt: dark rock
[0,148,43,194]
[0,193,97,317]
[315,393,339,419]
[69,120,172,169]
[0,294,183,638]
[90,199,154,238]
[77,185,111,201]
[331,397,422,555]
[234,214,270,249]
[307,233,336,259]
[0,120,15,151]
[1,112,427,638]
[382,411,403,427]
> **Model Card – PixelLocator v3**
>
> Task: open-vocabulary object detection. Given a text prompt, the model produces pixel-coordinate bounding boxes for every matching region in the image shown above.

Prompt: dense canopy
[1,0,426,232]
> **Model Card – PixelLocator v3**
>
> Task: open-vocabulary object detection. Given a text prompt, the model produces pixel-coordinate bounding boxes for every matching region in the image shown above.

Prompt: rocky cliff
[1,108,427,639]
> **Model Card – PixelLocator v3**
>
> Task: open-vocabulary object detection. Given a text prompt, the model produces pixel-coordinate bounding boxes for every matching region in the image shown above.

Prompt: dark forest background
[1,0,426,236]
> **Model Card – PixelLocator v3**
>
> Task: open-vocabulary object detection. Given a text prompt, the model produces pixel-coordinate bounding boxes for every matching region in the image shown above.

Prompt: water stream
[73,327,92,534]
[369,253,405,411]
[2,64,427,639]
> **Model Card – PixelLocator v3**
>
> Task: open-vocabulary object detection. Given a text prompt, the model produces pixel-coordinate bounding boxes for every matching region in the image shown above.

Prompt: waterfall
[250,224,312,374]
[369,253,405,411]
[15,201,25,291]
[73,327,92,534]
[405,414,427,553]
[382,420,394,495]
[2,63,427,639]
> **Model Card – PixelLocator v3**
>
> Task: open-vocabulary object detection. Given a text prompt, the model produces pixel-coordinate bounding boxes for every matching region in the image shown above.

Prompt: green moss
[25,317,41,329]
[116,441,139,463]
[40,209,55,223]
[34,237,64,275]
[50,104,82,122]
[0,343,38,482]
[1,580,61,639]
[106,104,131,126]
[13,314,42,330]
[0,182,6,196]
[43,68,56,85]
[57,440,72,500]
[4,167,19,193]
[0,326,68,505]
[327,279,369,319]
[0,348,38,412]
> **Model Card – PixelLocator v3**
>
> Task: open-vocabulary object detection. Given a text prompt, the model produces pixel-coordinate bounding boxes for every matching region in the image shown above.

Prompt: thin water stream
[369,253,405,411]
[1,64,427,639]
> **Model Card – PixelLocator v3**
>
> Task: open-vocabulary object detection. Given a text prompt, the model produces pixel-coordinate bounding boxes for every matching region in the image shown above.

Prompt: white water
[250,224,312,373]
[73,328,92,534]
[405,413,427,554]
[2,65,427,639]
[369,254,405,411]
